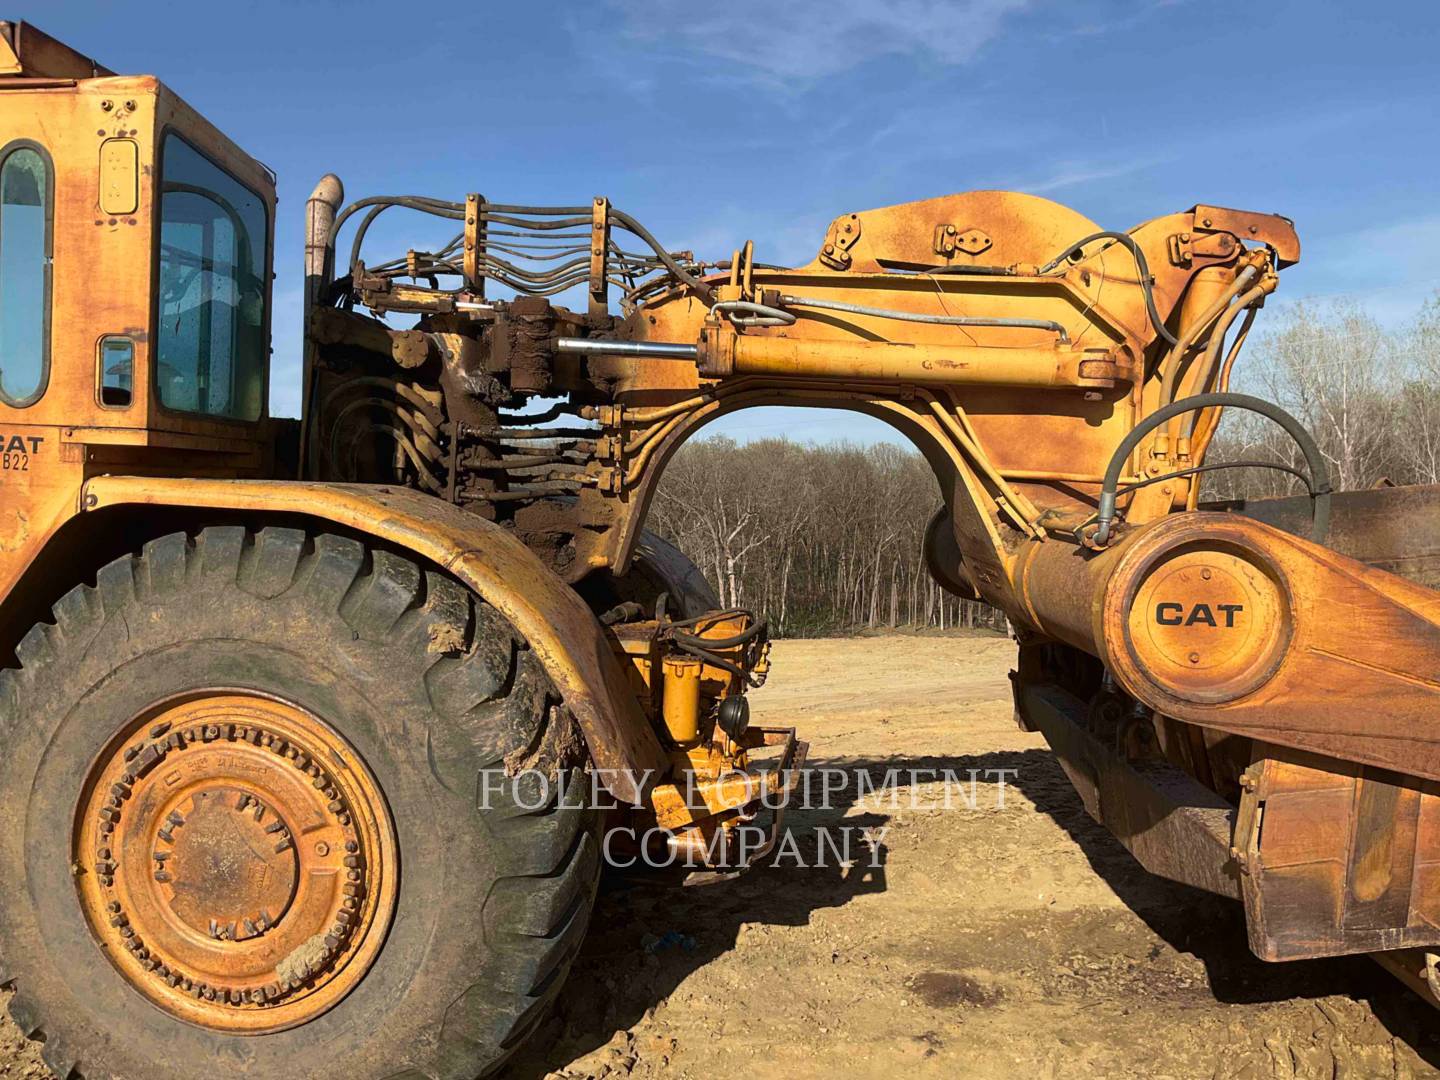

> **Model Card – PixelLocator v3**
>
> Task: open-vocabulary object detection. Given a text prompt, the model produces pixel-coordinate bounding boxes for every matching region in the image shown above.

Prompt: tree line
[649,295,1440,636]
[648,437,1005,636]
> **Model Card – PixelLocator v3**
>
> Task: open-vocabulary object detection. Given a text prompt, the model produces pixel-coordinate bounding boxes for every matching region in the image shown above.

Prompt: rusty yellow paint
[73,691,399,1032]
[81,475,668,804]
[645,724,804,834]
[1011,510,1440,783]
[97,137,138,215]
[698,331,1118,390]
[589,190,1299,598]
[647,752,795,832]
[1125,541,1289,703]
[659,656,703,747]
[0,33,19,74]
[0,48,280,621]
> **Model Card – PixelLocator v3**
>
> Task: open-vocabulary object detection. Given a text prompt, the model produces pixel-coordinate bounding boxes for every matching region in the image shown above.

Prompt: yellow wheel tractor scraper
[0,20,1438,1079]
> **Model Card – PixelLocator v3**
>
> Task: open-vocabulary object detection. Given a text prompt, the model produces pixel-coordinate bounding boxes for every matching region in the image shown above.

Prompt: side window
[156,134,267,421]
[0,143,52,407]
[98,336,134,408]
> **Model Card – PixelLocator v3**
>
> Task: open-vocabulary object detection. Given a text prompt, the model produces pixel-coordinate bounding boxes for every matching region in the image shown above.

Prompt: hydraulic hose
[1181,289,1267,425]
[1187,305,1259,464]
[609,207,717,304]
[776,295,1070,342]
[712,300,796,328]
[331,196,716,305]
[1093,393,1331,547]
[1157,265,1258,407]
[1166,281,1272,444]
[1039,230,1179,347]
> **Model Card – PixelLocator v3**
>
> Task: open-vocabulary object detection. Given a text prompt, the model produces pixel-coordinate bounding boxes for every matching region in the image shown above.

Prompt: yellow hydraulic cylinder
[698,332,1121,390]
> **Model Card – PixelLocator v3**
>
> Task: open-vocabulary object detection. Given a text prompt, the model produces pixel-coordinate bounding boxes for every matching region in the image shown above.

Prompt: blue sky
[28,1,1440,441]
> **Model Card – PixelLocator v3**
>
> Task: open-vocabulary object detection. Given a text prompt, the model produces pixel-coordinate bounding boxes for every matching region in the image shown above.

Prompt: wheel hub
[159,784,300,941]
[74,693,398,1033]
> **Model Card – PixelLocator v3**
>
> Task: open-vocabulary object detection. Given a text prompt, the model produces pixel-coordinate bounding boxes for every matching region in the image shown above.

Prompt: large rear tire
[0,527,599,1079]
[577,529,721,621]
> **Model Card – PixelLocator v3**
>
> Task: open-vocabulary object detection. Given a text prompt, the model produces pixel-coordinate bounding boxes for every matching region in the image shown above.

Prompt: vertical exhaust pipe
[300,174,344,477]
[304,173,344,310]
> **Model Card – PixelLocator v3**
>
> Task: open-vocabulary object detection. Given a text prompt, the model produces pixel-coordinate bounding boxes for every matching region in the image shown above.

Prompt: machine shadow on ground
[501,746,1440,1077]
[999,744,1440,1069]
[499,762,896,1078]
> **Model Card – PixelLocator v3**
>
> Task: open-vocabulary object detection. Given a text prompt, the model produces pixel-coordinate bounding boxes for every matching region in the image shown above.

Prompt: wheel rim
[73,692,399,1034]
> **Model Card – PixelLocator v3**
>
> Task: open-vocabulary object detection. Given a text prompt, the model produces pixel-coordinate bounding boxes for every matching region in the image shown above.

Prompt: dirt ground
[6,633,1440,1079]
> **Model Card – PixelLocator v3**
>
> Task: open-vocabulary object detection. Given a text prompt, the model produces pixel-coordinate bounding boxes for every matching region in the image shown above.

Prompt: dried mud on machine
[0,19,1438,1080]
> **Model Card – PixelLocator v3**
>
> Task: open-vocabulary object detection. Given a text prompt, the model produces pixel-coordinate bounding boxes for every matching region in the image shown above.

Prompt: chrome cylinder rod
[556,338,698,359]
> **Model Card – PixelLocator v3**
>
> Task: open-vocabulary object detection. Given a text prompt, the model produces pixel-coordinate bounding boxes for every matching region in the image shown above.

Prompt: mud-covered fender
[82,476,666,804]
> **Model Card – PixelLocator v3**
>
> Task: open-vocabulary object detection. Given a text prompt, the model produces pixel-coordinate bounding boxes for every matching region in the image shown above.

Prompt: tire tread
[0,527,599,1080]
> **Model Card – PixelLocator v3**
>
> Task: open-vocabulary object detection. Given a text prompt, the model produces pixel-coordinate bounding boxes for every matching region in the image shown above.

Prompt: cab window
[98,336,134,408]
[156,133,267,421]
[0,143,52,407]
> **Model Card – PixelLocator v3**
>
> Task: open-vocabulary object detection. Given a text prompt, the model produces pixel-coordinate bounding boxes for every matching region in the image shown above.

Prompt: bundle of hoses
[1092,392,1332,547]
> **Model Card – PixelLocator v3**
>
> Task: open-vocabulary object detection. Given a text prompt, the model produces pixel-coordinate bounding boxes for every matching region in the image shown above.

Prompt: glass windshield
[156,134,267,420]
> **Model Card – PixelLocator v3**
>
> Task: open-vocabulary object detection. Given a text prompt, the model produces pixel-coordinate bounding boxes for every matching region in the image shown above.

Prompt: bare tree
[649,436,1003,635]
[1207,293,1439,498]
[1396,296,1440,484]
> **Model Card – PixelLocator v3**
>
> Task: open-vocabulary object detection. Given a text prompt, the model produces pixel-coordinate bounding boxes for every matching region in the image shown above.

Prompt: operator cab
[0,21,276,465]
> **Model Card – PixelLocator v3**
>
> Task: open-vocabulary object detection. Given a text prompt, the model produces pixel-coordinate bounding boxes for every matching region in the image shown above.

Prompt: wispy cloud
[1006,155,1172,195]
[1275,214,1440,326]
[1059,0,1192,39]
[601,0,1031,87]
